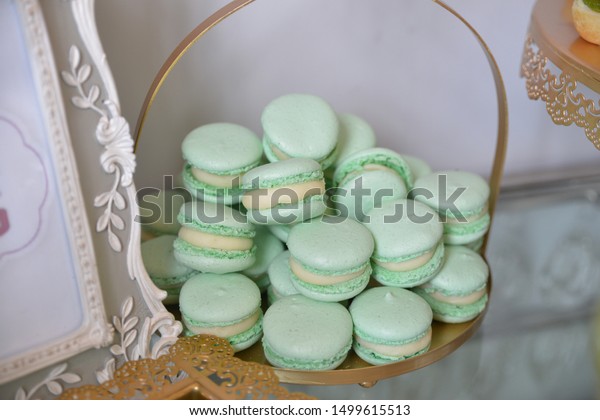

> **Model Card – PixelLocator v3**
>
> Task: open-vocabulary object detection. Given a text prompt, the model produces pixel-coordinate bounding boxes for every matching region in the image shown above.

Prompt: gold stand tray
[521,0,600,150]
[238,281,491,387]
[132,0,508,391]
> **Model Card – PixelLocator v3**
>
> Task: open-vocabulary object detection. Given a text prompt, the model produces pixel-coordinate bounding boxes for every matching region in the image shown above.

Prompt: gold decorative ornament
[521,0,600,150]
[59,335,312,400]
[521,37,600,149]
[131,0,508,391]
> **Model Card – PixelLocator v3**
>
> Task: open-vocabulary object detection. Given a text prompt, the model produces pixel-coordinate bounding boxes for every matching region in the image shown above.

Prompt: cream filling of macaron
[178,227,253,251]
[356,327,432,358]
[444,205,488,225]
[185,309,260,337]
[289,257,367,286]
[373,248,434,272]
[242,180,326,210]
[191,167,241,189]
[423,288,486,305]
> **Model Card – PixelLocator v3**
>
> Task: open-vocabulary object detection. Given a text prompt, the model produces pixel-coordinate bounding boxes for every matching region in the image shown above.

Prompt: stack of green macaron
[138,93,492,367]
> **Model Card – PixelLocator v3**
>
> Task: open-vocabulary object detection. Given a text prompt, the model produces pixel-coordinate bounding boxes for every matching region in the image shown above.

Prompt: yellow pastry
[573,0,600,45]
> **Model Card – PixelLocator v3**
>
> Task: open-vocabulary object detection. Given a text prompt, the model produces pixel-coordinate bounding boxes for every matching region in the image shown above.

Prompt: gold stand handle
[133,0,508,254]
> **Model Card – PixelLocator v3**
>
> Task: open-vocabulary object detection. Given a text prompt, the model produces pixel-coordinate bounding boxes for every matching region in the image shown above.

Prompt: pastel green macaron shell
[181,123,263,205]
[266,251,299,305]
[413,246,489,323]
[417,246,488,297]
[180,273,261,325]
[286,216,374,301]
[242,226,284,292]
[180,273,263,351]
[333,113,377,167]
[262,295,353,370]
[350,287,433,365]
[333,147,414,190]
[261,94,339,168]
[181,123,262,175]
[287,216,374,273]
[174,201,256,273]
[141,235,196,304]
[413,170,490,218]
[332,170,408,221]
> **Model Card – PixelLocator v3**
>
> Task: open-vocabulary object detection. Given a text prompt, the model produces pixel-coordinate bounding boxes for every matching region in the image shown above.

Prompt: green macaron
[266,250,299,306]
[349,287,433,365]
[261,94,339,169]
[241,158,327,225]
[179,273,263,352]
[173,200,256,273]
[182,123,263,205]
[333,113,377,168]
[413,170,490,245]
[333,147,414,190]
[364,198,445,288]
[412,246,489,323]
[242,226,284,293]
[141,235,196,304]
[286,215,374,302]
[262,295,353,370]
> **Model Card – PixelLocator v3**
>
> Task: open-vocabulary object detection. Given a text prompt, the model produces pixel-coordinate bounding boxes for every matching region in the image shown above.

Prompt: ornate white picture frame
[0,0,181,399]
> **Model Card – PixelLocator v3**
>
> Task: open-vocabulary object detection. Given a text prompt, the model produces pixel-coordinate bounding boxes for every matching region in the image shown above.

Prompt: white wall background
[95,0,600,190]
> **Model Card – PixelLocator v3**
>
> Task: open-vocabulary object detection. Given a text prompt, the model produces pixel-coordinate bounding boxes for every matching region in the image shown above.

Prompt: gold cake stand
[236,293,491,387]
[521,0,600,150]
[130,0,508,394]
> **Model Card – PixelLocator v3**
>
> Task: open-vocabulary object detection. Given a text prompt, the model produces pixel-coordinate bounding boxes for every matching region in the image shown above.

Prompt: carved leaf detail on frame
[101,297,181,382]
[14,363,81,400]
[95,358,116,384]
[60,45,136,253]
[60,0,182,390]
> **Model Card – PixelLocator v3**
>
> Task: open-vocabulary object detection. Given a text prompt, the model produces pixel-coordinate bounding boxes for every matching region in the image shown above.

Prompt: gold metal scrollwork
[521,36,600,150]
[59,335,313,400]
